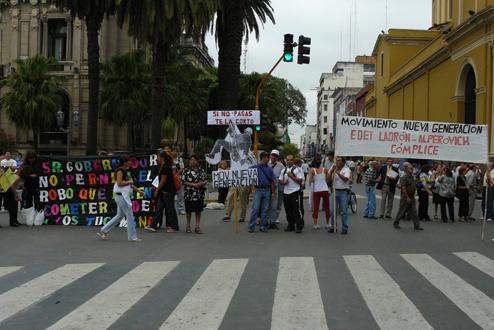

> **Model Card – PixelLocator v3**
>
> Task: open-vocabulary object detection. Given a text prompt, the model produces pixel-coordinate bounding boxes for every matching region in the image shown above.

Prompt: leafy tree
[100,50,150,151]
[116,0,217,149]
[53,0,117,155]
[282,143,299,158]
[163,48,217,149]
[0,55,64,153]
[214,0,275,110]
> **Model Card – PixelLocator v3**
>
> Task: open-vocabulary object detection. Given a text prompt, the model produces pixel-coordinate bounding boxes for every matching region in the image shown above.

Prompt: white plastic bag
[34,210,45,226]
[20,207,35,226]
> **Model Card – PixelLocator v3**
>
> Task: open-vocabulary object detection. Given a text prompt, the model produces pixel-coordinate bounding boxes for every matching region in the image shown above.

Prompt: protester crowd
[1,148,493,242]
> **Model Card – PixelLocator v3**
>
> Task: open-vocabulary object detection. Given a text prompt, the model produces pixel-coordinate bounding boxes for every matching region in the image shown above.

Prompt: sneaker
[379,215,384,219]
[414,227,424,231]
[130,238,142,242]
[222,217,231,222]
[487,218,492,222]
[145,226,156,232]
[295,228,302,234]
[325,224,331,229]
[313,225,320,230]
[328,227,335,233]
[480,216,484,220]
[239,218,245,223]
[179,211,186,215]
[341,230,348,235]
[97,232,108,240]
[248,228,255,233]
[393,223,401,229]
[275,220,280,224]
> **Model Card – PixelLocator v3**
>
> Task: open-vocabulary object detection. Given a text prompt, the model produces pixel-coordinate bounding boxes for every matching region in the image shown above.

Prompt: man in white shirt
[0,152,17,170]
[268,150,285,228]
[328,157,351,234]
[279,154,305,233]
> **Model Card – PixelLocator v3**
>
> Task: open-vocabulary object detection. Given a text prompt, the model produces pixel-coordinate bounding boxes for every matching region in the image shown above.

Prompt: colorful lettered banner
[36,154,159,227]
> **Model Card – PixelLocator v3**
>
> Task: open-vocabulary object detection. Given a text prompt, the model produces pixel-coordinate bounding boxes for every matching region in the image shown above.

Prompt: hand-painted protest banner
[212,169,258,188]
[208,110,260,126]
[36,154,158,227]
[336,116,488,163]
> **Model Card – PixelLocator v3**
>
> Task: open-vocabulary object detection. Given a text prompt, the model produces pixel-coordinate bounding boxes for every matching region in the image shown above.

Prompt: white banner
[208,110,260,126]
[212,169,258,188]
[335,116,488,163]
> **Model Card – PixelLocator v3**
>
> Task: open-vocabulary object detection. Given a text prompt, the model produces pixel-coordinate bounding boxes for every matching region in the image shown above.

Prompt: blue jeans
[364,185,377,217]
[249,188,271,230]
[101,195,137,240]
[331,190,349,231]
[268,185,282,224]
[175,186,185,213]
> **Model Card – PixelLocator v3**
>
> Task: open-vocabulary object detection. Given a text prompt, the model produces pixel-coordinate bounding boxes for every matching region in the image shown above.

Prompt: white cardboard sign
[207,110,260,126]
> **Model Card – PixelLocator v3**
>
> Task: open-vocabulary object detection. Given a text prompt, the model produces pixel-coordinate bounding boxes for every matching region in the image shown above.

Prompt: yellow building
[366,0,494,157]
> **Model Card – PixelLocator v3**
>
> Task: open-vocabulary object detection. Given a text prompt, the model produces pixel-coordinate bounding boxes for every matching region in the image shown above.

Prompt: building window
[323,94,328,100]
[364,64,375,72]
[48,19,68,61]
[380,53,384,77]
[324,104,328,111]
[323,128,328,135]
[324,116,327,123]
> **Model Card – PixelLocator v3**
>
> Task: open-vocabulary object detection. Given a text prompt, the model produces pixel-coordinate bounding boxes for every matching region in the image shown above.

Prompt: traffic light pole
[254,53,285,157]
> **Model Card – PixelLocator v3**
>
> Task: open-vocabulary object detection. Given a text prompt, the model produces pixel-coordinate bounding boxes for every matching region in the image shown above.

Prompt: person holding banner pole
[98,155,143,242]
[328,157,351,235]
[456,165,470,222]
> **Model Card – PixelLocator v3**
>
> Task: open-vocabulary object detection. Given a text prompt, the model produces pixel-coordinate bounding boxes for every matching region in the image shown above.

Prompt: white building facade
[316,58,375,154]
[300,124,317,158]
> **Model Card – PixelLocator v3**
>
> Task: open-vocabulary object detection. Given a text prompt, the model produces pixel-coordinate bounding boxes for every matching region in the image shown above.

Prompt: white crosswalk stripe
[0,263,103,323]
[160,258,248,330]
[454,252,494,278]
[0,253,493,329]
[0,266,21,279]
[47,261,179,330]
[344,255,433,330]
[271,257,327,330]
[402,254,494,329]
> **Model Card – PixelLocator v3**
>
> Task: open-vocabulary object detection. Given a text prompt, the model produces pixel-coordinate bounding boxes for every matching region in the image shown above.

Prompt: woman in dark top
[146,151,179,233]
[18,151,39,209]
[456,165,470,222]
[217,160,229,205]
[182,155,207,234]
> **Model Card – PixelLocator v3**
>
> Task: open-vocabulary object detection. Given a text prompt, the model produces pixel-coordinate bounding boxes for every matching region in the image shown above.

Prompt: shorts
[432,192,441,204]
[185,200,204,213]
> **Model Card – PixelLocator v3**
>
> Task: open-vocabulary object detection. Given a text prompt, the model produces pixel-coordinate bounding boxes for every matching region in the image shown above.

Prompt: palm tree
[215,0,275,109]
[53,0,117,155]
[100,50,150,150]
[0,55,64,153]
[116,0,217,149]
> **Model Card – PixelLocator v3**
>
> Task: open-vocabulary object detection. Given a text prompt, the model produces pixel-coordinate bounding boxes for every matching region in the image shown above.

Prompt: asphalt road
[0,183,493,330]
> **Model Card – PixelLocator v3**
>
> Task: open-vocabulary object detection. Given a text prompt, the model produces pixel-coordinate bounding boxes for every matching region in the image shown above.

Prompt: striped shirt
[364,167,378,186]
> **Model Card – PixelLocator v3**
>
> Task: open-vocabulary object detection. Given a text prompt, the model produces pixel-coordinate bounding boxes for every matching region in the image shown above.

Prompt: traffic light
[255,111,268,132]
[297,35,311,65]
[283,34,294,62]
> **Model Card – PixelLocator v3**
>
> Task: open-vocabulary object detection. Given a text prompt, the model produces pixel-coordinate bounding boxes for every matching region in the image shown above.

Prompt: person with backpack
[146,150,179,233]
[437,167,455,222]
[181,154,207,234]
[97,155,143,242]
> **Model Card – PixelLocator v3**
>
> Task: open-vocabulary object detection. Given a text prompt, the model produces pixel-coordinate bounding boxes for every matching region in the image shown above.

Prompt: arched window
[464,66,476,124]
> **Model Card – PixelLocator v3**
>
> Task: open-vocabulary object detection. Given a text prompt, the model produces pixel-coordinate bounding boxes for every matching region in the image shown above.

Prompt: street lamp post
[56,109,80,157]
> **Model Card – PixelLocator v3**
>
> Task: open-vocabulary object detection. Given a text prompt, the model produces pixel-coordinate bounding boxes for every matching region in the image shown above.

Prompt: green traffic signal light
[255,125,261,132]
[283,52,293,62]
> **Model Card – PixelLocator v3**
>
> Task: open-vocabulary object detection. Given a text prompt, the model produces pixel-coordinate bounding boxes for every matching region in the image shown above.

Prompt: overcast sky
[205,0,432,146]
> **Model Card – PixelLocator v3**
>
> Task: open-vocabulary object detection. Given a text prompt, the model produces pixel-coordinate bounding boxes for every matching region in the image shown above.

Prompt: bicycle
[348,185,358,214]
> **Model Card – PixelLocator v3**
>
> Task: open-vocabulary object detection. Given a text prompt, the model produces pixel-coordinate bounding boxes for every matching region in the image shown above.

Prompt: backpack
[172,168,181,191]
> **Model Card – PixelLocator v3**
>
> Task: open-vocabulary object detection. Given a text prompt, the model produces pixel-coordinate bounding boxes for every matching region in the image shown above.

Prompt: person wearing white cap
[267,149,285,228]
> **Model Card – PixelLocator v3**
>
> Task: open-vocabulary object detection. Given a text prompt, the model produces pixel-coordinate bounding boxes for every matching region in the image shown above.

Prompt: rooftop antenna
[385,0,389,31]
[339,26,343,60]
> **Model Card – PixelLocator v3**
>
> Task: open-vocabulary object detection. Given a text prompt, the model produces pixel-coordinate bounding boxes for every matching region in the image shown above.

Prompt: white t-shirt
[279,166,304,195]
[0,159,17,169]
[333,166,351,190]
[301,163,309,174]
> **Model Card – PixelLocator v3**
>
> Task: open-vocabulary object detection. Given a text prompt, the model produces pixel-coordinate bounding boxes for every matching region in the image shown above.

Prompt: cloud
[205,0,432,146]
